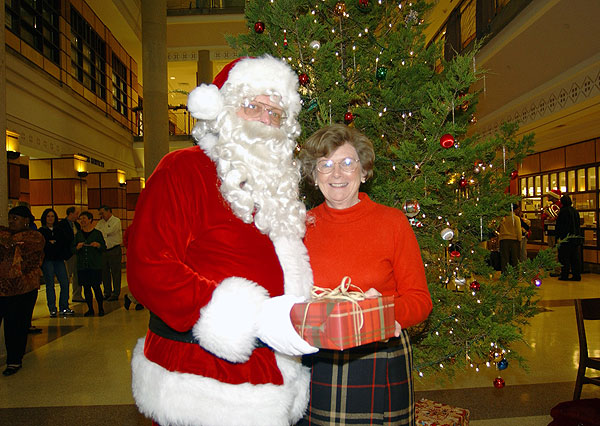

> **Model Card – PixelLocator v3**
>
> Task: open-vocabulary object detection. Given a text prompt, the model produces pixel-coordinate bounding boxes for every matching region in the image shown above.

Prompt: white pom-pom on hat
[187,84,224,120]
[187,55,301,123]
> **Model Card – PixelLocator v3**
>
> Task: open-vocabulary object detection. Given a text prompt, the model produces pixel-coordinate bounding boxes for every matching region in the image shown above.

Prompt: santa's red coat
[127,146,312,426]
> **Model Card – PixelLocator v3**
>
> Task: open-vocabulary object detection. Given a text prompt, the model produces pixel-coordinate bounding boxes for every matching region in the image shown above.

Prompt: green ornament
[307,99,319,112]
[376,66,387,81]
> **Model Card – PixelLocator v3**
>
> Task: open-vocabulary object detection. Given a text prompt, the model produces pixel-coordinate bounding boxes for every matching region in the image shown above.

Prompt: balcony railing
[431,0,529,60]
[133,105,197,138]
[167,0,245,16]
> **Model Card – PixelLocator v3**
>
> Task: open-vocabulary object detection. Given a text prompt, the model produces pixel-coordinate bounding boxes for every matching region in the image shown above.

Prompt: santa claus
[127,55,317,426]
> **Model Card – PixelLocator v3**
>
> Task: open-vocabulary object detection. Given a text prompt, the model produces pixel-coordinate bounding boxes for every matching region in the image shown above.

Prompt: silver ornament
[309,40,321,50]
[440,228,454,241]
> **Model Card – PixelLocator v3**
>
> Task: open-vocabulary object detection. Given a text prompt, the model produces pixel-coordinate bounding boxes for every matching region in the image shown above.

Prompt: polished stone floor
[1,273,599,425]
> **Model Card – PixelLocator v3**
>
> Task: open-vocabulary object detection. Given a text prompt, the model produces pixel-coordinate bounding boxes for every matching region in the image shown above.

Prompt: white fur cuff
[193,277,269,363]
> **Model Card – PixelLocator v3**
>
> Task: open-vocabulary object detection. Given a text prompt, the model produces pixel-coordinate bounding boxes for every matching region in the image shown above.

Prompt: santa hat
[544,189,562,200]
[187,55,301,122]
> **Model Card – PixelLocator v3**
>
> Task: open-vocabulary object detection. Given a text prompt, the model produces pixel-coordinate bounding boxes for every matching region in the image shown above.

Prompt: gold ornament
[334,1,346,15]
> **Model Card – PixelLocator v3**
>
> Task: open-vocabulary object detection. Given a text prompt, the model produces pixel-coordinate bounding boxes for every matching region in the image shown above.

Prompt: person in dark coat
[74,211,106,316]
[39,208,73,317]
[58,207,83,302]
[556,194,582,281]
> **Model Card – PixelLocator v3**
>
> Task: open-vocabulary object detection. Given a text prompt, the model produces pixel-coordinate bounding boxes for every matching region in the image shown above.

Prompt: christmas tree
[228,0,555,382]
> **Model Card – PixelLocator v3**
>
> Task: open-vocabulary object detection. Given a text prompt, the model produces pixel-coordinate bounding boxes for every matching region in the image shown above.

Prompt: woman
[74,211,106,316]
[298,124,432,425]
[0,206,45,376]
[39,208,73,317]
[497,203,522,274]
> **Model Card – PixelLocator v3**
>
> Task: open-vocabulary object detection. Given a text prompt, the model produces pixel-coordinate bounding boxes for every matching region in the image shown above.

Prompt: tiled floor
[1,273,599,425]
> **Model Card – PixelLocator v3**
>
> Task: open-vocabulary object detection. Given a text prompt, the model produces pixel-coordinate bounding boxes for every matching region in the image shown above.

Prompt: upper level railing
[142,0,526,139]
[167,0,245,16]
[430,0,527,60]
[134,105,196,138]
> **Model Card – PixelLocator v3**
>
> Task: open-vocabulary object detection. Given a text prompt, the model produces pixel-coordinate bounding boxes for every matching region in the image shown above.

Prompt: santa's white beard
[201,110,306,240]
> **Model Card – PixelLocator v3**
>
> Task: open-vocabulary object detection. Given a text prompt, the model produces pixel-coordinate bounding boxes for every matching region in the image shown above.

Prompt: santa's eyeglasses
[241,101,287,126]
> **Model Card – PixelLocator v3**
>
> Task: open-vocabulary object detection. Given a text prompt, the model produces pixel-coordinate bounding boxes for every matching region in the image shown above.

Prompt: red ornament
[344,112,354,124]
[450,250,461,258]
[440,133,455,149]
[254,21,265,34]
[470,280,480,291]
[283,37,288,48]
[493,377,505,389]
[359,0,369,6]
[510,170,518,180]
[459,176,468,188]
[298,73,309,86]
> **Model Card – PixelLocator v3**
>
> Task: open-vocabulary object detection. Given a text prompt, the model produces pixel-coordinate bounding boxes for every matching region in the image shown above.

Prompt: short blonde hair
[300,124,374,185]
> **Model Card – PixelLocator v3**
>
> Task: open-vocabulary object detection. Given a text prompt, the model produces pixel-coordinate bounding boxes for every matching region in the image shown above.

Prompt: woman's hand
[364,288,401,337]
[364,288,382,299]
[90,242,101,248]
[76,242,84,250]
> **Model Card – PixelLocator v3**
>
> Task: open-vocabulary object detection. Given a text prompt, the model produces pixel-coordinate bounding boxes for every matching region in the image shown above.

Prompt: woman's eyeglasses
[241,101,287,126]
[316,157,360,174]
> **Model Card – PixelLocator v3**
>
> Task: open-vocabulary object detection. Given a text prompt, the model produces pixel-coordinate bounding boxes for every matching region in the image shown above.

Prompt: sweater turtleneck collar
[316,192,374,223]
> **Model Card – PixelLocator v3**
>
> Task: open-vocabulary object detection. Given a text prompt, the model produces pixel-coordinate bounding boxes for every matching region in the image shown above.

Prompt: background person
[126,55,317,426]
[95,205,122,301]
[58,207,83,302]
[39,208,73,317]
[542,189,562,276]
[74,211,106,316]
[0,206,45,376]
[556,194,582,281]
[16,202,40,334]
[298,124,433,425]
[498,203,522,274]
[515,205,531,262]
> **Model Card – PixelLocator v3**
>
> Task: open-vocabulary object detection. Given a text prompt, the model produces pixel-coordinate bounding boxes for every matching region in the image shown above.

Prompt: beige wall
[5,54,140,177]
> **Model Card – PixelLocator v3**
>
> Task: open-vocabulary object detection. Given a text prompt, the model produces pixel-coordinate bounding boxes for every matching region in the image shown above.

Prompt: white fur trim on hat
[224,55,301,118]
[187,84,224,120]
[192,276,269,363]
[131,339,310,426]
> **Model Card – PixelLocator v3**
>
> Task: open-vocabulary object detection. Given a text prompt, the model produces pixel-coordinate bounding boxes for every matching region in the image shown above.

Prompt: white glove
[256,295,319,356]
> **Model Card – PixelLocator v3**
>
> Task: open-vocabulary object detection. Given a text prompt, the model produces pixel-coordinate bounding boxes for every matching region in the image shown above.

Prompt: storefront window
[550,173,558,190]
[528,177,534,197]
[520,178,527,196]
[542,175,549,194]
[559,172,566,193]
[568,170,576,192]
[589,167,596,190]
[578,168,586,191]
[535,176,541,195]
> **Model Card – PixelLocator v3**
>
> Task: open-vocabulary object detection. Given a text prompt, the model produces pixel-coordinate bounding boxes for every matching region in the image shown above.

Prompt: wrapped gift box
[415,399,470,426]
[290,295,395,350]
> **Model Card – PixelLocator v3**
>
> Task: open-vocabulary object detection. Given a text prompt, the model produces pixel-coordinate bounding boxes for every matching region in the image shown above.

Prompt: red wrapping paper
[415,399,470,426]
[290,296,395,350]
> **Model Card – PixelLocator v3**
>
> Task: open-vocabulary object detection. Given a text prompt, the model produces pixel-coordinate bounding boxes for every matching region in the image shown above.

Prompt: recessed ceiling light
[170,76,175,80]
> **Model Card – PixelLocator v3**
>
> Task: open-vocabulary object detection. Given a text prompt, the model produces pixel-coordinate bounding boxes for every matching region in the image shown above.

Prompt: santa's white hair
[192,85,306,241]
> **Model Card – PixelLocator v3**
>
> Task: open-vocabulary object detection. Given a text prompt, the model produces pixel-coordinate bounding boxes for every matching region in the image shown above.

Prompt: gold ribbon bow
[300,276,366,338]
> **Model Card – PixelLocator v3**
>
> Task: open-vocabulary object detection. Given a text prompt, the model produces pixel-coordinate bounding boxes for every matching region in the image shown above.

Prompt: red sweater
[304,193,432,328]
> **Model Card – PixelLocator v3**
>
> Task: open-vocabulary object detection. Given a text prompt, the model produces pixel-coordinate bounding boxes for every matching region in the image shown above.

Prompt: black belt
[148,311,267,348]
[149,311,199,344]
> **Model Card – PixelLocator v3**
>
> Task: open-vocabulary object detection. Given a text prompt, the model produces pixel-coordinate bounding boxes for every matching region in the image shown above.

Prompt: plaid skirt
[296,329,414,426]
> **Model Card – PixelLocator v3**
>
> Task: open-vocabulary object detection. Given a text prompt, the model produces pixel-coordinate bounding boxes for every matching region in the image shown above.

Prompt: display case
[520,166,597,249]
